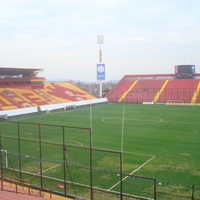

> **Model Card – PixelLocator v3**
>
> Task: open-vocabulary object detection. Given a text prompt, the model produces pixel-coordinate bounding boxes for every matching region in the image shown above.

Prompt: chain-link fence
[0,121,200,200]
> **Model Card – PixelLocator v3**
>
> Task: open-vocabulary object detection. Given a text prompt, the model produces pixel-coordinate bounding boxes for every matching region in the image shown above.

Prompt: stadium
[0,65,200,200]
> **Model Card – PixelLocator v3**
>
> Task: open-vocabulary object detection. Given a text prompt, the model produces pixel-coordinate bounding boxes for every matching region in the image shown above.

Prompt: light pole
[97,35,105,98]
[97,35,104,63]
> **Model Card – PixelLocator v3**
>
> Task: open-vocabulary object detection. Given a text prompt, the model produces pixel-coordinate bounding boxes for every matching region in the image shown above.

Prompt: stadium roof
[0,67,43,77]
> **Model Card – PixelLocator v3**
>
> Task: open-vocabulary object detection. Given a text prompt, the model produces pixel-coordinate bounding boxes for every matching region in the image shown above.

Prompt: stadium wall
[0,98,108,117]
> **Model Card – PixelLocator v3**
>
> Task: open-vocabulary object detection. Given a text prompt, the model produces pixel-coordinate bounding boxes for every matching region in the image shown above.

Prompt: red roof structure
[0,67,43,77]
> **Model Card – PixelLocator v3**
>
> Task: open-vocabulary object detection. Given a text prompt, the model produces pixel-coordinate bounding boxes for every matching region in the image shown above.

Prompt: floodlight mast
[97,35,104,98]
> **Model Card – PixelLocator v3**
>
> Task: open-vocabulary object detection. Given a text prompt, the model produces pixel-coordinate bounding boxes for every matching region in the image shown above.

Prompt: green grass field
[1,103,200,199]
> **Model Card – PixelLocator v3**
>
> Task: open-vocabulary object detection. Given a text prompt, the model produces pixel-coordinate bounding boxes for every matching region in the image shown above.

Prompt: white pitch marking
[108,155,155,191]
[102,117,163,125]
[31,164,61,178]
[123,150,155,158]
[42,164,61,173]
[70,140,83,146]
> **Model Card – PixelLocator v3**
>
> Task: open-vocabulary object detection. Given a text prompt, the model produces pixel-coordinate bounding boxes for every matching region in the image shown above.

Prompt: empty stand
[123,80,166,103]
[0,89,21,110]
[158,79,199,103]
[107,79,136,102]
[0,82,96,110]
[43,83,95,102]
[106,77,200,104]
[107,79,166,103]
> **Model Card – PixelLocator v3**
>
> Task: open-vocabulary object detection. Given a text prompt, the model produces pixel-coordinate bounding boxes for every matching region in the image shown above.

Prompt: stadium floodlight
[97,35,105,98]
[97,35,104,44]
[97,35,104,63]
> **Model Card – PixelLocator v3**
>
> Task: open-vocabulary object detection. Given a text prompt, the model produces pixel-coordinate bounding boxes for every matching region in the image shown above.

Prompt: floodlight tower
[97,35,105,98]
[97,35,104,62]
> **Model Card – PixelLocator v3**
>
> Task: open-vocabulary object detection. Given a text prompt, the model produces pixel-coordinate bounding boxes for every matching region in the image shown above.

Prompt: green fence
[0,121,199,200]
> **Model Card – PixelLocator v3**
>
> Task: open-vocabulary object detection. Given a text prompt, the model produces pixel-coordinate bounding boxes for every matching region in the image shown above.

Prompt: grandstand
[106,65,200,104]
[0,67,96,111]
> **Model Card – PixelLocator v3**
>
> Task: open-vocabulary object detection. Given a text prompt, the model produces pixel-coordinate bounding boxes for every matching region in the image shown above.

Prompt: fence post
[39,187,42,196]
[191,184,194,200]
[15,184,18,193]
[50,189,52,199]
[1,177,3,191]
[28,186,30,195]
[154,179,156,200]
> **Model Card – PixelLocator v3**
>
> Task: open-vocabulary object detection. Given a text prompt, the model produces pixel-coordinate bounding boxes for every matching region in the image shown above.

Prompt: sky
[0,0,200,82]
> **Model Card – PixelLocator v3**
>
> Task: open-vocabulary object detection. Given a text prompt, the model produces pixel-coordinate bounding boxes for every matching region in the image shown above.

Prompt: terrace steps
[153,80,169,103]
[118,80,138,102]
[191,81,200,103]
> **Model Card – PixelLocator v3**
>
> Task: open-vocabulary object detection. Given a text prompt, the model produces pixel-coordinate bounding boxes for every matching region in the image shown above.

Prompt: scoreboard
[174,65,195,79]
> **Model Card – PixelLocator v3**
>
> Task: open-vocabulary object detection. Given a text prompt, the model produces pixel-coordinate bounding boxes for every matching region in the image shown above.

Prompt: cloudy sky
[0,0,200,81]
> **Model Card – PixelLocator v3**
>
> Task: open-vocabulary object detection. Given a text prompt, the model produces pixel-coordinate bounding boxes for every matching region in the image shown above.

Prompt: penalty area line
[42,164,61,173]
[108,155,155,191]
[32,164,61,178]
[70,140,83,146]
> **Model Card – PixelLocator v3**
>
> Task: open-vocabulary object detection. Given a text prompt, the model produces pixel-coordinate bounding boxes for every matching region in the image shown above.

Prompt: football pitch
[1,103,200,199]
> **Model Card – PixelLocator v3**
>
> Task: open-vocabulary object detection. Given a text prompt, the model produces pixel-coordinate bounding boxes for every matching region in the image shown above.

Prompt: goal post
[0,114,8,121]
[166,100,184,105]
[0,149,8,168]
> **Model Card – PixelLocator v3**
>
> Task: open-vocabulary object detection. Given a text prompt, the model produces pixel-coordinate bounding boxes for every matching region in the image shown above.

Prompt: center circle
[102,117,162,125]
